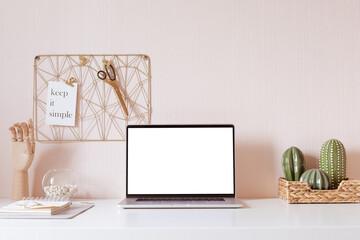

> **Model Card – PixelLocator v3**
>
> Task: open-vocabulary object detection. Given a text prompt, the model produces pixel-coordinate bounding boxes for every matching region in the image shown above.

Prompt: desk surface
[1,198,360,240]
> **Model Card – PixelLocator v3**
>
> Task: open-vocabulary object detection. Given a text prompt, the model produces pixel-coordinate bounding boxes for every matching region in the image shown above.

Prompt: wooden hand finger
[9,126,17,142]
[24,137,32,155]
[28,118,35,152]
[14,123,23,142]
[21,122,29,138]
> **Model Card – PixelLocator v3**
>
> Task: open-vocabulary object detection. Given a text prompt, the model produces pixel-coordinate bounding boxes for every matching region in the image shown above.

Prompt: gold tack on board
[65,77,76,87]
[79,55,89,66]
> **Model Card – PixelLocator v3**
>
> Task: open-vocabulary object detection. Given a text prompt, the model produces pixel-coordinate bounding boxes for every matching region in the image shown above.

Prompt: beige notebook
[0,198,71,215]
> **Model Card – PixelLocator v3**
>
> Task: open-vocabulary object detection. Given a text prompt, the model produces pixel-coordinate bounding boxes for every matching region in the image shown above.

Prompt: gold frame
[33,54,151,142]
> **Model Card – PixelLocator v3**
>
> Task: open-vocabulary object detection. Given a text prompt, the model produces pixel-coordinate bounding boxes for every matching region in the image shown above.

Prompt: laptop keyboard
[136,197,225,202]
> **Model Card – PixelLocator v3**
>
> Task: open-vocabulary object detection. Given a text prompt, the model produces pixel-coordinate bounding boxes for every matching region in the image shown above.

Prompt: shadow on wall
[303,154,318,170]
[31,145,74,197]
[235,143,276,198]
[347,151,360,179]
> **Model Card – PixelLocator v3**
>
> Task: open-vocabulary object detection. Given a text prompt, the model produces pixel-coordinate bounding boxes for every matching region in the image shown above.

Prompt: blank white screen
[127,127,234,195]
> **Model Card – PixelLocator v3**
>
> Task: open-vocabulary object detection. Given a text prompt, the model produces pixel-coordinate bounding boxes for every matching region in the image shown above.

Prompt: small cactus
[319,139,346,189]
[300,169,331,190]
[281,147,306,181]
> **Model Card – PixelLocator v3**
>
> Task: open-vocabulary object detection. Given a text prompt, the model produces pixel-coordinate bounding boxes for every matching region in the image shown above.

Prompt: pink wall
[1,0,360,199]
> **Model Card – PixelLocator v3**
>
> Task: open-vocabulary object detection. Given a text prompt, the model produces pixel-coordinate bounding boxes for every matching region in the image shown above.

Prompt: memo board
[33,54,151,142]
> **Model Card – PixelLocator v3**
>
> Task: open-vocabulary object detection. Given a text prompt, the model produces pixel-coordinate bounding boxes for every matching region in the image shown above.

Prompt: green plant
[300,169,331,190]
[319,139,346,189]
[281,146,306,181]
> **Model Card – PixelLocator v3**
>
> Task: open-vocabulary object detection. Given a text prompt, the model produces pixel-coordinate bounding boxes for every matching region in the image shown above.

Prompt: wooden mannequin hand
[9,119,35,171]
[9,119,35,199]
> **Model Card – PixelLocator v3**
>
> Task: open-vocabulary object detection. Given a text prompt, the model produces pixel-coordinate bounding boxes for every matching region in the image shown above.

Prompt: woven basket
[278,178,360,203]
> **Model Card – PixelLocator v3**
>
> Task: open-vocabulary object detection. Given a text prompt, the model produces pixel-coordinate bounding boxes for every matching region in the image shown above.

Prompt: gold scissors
[97,61,129,116]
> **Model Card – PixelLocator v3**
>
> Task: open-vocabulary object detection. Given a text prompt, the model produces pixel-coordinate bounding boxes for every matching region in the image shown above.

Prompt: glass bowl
[42,169,78,199]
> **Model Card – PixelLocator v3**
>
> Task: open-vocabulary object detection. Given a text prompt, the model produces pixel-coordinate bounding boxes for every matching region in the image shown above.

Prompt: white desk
[1,198,360,240]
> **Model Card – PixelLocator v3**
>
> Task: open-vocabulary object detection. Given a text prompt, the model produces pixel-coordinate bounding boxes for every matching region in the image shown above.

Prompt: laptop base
[118,198,243,209]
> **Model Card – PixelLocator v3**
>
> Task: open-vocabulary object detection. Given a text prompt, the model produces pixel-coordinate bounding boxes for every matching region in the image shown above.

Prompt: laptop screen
[126,125,235,197]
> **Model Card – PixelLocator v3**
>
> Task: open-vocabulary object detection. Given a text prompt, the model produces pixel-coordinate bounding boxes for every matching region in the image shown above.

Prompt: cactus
[281,146,306,181]
[319,139,346,189]
[300,169,331,190]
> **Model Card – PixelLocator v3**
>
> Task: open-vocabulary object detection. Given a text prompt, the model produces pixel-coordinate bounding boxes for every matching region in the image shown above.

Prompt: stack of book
[0,198,71,216]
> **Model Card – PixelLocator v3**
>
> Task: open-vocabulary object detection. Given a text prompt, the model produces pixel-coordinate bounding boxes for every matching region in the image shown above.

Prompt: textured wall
[0,0,360,198]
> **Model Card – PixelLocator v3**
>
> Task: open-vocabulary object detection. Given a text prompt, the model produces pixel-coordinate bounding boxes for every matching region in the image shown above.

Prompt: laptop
[118,125,243,209]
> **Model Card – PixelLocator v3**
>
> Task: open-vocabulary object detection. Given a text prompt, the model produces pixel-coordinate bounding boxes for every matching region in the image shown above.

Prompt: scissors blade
[112,85,129,116]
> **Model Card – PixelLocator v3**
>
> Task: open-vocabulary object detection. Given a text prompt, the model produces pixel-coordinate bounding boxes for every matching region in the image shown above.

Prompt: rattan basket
[278,178,360,203]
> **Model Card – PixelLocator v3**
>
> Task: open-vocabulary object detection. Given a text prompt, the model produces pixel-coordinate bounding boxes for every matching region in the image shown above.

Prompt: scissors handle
[97,71,106,80]
[112,85,129,116]
[105,64,116,81]
[97,64,115,81]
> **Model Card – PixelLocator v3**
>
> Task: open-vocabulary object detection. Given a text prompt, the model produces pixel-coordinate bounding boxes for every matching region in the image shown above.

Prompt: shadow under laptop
[235,143,277,198]
[118,208,244,228]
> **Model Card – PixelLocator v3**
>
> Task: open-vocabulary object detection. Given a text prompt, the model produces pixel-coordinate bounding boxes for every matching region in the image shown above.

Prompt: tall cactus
[319,139,346,189]
[282,147,306,181]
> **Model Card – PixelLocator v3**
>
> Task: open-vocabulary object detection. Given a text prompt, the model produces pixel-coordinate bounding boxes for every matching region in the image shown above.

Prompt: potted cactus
[319,139,346,189]
[279,141,360,203]
[300,169,330,190]
[281,146,305,181]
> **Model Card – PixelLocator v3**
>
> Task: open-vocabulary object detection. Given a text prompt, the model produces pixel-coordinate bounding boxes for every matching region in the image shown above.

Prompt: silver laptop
[118,125,243,209]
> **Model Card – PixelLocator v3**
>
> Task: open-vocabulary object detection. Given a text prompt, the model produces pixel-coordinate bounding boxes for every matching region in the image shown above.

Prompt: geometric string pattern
[33,54,151,142]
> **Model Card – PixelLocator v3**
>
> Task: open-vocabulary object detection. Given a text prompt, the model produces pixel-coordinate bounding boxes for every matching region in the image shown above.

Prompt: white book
[0,198,71,215]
